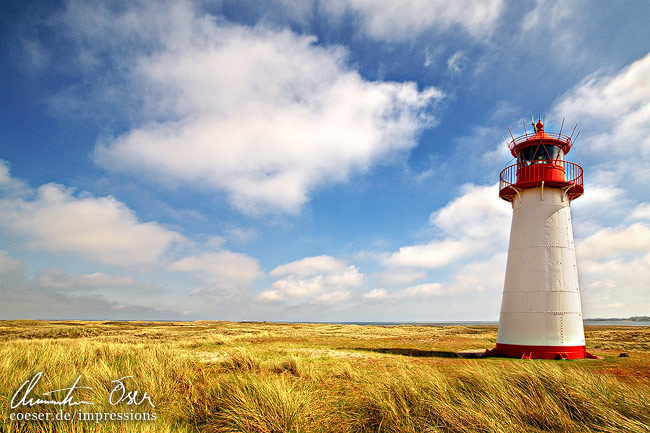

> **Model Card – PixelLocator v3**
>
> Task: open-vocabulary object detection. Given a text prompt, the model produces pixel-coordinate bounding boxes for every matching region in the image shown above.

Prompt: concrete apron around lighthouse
[495,185,586,359]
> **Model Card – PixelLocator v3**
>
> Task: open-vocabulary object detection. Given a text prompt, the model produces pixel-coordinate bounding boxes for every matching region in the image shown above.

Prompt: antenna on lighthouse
[502,134,510,148]
[573,130,584,167]
[569,123,578,141]
[523,119,528,138]
[558,117,565,136]
[507,125,516,143]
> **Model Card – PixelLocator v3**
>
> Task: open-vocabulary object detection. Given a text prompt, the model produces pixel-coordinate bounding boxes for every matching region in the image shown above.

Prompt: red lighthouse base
[486,343,598,360]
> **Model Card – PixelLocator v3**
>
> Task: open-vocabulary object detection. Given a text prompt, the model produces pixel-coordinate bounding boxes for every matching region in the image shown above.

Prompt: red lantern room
[499,117,583,203]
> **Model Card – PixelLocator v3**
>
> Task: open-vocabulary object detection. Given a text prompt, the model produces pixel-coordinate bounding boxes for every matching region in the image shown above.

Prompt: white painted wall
[497,186,585,347]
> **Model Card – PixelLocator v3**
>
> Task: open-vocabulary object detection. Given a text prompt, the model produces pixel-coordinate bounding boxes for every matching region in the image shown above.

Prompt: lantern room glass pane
[520,146,537,162]
[519,144,562,163]
[545,145,560,160]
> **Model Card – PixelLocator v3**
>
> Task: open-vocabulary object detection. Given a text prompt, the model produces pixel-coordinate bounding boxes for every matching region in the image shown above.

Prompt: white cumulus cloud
[0,250,26,275]
[387,239,469,269]
[552,52,650,189]
[315,290,352,303]
[372,269,428,287]
[631,203,650,221]
[361,282,443,302]
[270,255,348,278]
[36,270,138,290]
[258,255,363,303]
[578,223,650,262]
[386,183,510,268]
[322,0,505,41]
[577,224,650,318]
[0,165,183,267]
[363,288,388,300]
[0,250,183,320]
[168,250,263,292]
[71,1,444,214]
[399,282,444,298]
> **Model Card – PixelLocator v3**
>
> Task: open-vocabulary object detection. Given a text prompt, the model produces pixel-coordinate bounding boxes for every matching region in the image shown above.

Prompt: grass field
[1,321,649,432]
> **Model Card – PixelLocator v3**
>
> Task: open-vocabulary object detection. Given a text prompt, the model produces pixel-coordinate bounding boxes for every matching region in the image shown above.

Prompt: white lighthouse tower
[491,117,593,360]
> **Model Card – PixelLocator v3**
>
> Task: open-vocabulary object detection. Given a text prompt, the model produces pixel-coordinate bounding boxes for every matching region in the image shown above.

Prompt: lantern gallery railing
[499,160,584,202]
[507,131,574,152]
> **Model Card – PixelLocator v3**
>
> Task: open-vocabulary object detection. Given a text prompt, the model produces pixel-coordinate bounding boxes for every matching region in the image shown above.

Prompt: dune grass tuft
[355,363,650,432]
[271,356,301,376]
[199,374,320,433]
[221,348,261,372]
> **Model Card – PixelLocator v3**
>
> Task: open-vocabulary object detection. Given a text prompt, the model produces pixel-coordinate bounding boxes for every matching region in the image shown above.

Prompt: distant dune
[586,316,650,322]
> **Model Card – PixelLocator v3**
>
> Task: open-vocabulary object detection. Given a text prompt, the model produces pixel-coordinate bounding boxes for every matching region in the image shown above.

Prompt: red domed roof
[507,121,573,157]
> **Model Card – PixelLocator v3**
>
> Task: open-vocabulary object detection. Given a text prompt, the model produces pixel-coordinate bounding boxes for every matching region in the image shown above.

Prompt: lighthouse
[491,116,593,360]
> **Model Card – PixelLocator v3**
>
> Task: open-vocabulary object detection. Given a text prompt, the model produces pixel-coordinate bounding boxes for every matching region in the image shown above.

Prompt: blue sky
[1,0,649,321]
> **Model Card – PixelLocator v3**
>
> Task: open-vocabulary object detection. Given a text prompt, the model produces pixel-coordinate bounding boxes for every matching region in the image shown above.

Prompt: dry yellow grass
[1,321,649,432]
